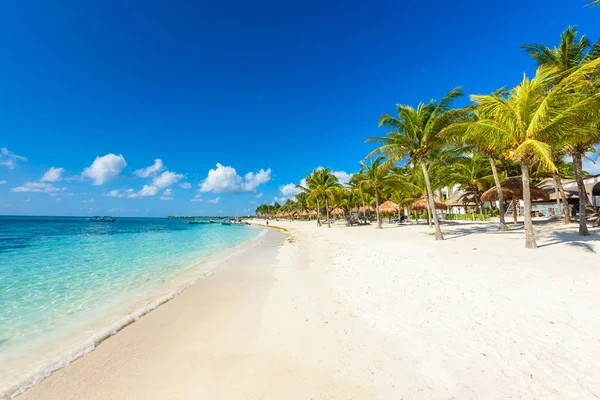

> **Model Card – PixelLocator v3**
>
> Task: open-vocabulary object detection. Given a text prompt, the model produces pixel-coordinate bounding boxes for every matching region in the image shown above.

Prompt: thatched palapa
[445,190,479,207]
[411,196,447,211]
[378,200,401,215]
[481,178,549,202]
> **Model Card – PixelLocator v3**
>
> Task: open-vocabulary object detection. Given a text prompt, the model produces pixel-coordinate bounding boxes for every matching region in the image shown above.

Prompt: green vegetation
[256,19,600,249]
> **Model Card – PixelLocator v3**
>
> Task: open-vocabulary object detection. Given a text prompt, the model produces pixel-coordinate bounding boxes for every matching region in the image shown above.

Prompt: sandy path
[16,219,600,399]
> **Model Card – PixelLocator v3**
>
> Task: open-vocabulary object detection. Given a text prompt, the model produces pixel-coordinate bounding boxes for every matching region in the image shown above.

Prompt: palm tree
[465,61,600,248]
[368,87,468,240]
[441,105,512,231]
[356,157,395,228]
[348,173,369,221]
[297,168,341,227]
[522,26,600,235]
[447,153,494,214]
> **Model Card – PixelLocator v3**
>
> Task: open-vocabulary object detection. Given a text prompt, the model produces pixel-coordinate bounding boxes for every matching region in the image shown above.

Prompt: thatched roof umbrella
[445,190,479,208]
[378,200,401,215]
[411,197,447,211]
[410,196,446,225]
[331,207,345,217]
[358,205,374,213]
[308,210,318,217]
[535,178,579,201]
[481,177,549,224]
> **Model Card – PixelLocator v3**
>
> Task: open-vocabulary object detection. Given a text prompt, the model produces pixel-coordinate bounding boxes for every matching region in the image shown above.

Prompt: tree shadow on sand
[537,230,599,253]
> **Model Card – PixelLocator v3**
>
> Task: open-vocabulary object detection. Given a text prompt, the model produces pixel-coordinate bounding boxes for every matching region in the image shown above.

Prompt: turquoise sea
[0,216,261,398]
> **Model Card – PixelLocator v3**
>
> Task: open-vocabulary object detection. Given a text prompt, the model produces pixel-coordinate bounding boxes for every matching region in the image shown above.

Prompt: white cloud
[199,163,271,193]
[0,147,27,169]
[0,180,6,185]
[11,182,66,193]
[131,184,160,198]
[279,183,302,198]
[134,159,164,178]
[256,192,263,198]
[41,167,65,182]
[129,170,184,198]
[241,168,271,191]
[332,171,352,185]
[105,188,135,198]
[152,171,183,189]
[160,188,174,201]
[82,198,96,203]
[82,154,127,185]
[191,194,220,203]
[56,198,63,201]
[180,182,192,189]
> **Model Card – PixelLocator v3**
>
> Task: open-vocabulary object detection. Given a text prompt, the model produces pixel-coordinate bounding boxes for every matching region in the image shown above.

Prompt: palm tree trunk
[375,189,382,229]
[511,199,517,224]
[573,153,590,236]
[361,193,366,220]
[553,171,571,224]
[520,162,537,249]
[325,197,331,228]
[316,198,321,226]
[488,156,508,231]
[419,160,443,240]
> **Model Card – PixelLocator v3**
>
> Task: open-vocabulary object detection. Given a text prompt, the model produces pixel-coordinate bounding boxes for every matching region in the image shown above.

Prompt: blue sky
[1,0,599,217]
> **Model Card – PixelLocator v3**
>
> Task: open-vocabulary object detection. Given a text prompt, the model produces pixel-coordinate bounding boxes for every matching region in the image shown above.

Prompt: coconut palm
[356,156,396,228]
[441,104,513,230]
[465,61,600,248]
[368,87,468,240]
[297,168,341,227]
[522,26,600,235]
[447,153,494,214]
[348,173,369,221]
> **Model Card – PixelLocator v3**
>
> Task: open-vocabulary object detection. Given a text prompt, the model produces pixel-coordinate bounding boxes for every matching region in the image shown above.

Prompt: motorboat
[87,216,116,222]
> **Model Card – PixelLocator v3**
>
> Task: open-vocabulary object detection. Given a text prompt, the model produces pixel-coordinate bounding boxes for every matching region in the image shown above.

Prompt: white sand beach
[16,220,600,399]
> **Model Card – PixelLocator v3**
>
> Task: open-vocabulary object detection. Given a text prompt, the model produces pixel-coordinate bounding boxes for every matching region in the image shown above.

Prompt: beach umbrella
[309,210,318,217]
[358,205,374,213]
[410,197,447,211]
[331,207,345,216]
[481,177,549,224]
[378,200,401,215]
[445,190,479,207]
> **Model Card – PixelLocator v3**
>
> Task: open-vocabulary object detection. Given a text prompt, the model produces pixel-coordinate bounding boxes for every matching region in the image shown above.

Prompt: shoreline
[13,219,600,399]
[4,225,276,400]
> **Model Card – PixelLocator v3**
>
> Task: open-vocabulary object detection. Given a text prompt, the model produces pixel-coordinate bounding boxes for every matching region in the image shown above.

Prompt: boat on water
[221,219,232,226]
[186,218,210,225]
[87,216,116,222]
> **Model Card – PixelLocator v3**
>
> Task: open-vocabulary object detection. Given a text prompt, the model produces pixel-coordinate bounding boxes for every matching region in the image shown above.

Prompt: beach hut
[331,207,345,218]
[411,196,447,225]
[445,190,481,215]
[378,200,402,221]
[481,178,549,224]
[411,197,447,211]
[535,177,579,216]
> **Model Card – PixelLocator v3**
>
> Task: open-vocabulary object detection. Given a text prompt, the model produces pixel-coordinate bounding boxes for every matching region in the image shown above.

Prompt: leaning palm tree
[441,103,512,231]
[367,87,468,240]
[522,26,600,235]
[356,157,395,228]
[465,61,600,248]
[297,168,341,227]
